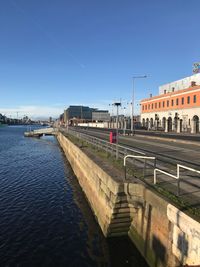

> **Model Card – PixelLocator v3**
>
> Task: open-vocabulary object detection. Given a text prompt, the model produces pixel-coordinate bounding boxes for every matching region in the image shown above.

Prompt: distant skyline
[0,0,200,118]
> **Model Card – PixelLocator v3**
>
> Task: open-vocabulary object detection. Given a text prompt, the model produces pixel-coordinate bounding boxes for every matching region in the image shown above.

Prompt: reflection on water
[0,126,148,267]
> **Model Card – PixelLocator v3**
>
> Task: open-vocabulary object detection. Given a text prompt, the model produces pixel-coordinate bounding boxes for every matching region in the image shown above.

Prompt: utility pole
[123,107,126,135]
[113,102,121,159]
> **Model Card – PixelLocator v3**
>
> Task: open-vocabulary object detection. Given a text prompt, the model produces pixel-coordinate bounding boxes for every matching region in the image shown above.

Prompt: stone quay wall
[57,132,200,267]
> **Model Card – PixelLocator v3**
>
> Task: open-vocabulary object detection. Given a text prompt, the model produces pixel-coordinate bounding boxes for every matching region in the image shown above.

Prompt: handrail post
[177,178,180,197]
[124,165,126,180]
[154,158,157,169]
[124,156,127,180]
[177,164,180,197]
[154,169,157,184]
[143,158,146,179]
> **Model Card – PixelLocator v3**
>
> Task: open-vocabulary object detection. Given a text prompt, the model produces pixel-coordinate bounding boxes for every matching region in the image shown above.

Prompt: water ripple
[0,126,149,267]
[0,126,111,267]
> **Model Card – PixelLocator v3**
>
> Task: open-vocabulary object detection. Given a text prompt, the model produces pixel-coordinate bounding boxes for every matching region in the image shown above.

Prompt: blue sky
[0,0,200,118]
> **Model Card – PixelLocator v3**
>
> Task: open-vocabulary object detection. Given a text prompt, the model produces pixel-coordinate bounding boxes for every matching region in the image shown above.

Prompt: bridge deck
[24,127,57,137]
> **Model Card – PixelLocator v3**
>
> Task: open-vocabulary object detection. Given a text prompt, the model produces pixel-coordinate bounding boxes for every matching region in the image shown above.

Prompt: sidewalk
[135,129,200,142]
[135,133,200,147]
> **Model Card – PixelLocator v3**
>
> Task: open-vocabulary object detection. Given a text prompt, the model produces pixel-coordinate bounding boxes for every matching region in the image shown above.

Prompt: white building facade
[141,74,200,133]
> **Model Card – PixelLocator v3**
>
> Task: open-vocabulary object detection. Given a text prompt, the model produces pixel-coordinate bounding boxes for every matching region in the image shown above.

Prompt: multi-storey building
[64,106,110,125]
[92,110,110,122]
[140,73,200,133]
[64,106,96,125]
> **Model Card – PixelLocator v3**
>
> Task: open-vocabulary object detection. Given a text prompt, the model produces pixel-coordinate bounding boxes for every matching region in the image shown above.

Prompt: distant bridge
[24,127,58,137]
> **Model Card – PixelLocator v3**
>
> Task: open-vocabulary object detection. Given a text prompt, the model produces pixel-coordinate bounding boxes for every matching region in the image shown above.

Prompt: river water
[0,126,148,267]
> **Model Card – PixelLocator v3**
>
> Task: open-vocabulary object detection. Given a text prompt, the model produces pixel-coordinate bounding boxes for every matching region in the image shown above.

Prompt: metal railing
[124,155,156,180]
[154,164,200,196]
[60,128,158,179]
[65,128,145,158]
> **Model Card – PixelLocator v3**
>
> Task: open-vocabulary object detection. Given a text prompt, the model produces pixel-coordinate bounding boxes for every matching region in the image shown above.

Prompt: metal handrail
[177,164,200,177]
[154,164,200,196]
[66,128,145,157]
[124,155,156,180]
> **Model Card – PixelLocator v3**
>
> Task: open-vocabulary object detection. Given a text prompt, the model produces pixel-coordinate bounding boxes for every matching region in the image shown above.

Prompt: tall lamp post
[113,102,121,159]
[123,106,126,135]
[131,75,147,135]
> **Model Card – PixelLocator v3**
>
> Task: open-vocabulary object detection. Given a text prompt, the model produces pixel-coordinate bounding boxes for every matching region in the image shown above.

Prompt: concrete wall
[57,132,200,267]
[127,184,200,267]
[57,132,131,237]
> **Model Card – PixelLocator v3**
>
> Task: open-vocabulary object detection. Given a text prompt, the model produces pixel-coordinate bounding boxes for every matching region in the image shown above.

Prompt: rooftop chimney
[191,81,196,87]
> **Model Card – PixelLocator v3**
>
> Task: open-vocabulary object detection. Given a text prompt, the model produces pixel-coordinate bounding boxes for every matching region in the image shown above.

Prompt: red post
[110,132,117,143]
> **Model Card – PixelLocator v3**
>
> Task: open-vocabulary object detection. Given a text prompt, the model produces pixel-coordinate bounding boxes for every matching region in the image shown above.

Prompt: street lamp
[122,106,126,135]
[113,102,121,159]
[131,75,147,135]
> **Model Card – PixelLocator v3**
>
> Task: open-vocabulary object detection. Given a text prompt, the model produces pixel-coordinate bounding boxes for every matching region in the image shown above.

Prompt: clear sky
[0,0,200,119]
